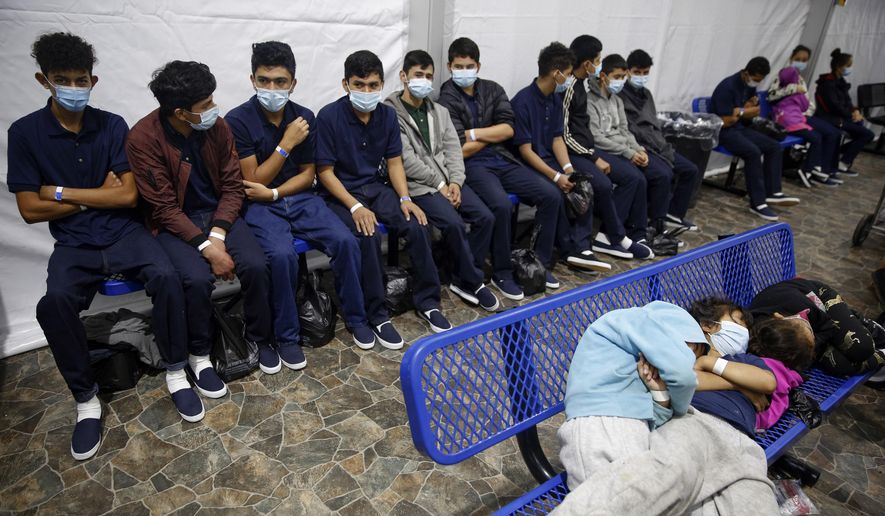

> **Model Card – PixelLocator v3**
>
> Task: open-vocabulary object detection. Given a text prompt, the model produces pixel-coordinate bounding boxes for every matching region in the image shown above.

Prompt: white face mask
[747,79,760,88]
[709,320,750,356]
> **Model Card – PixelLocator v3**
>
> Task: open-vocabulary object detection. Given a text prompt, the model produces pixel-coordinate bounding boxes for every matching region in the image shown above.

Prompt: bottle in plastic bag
[564,172,594,218]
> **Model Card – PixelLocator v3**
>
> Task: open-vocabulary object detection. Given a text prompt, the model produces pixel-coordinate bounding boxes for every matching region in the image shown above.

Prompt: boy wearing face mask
[511,42,613,290]
[225,42,374,355]
[588,54,676,246]
[563,36,651,261]
[129,61,275,392]
[9,33,201,460]
[620,49,699,233]
[316,50,451,341]
[710,57,799,221]
[384,50,500,311]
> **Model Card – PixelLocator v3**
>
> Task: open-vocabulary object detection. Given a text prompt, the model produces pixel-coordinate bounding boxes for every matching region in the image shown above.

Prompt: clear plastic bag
[774,479,819,515]
[657,111,724,150]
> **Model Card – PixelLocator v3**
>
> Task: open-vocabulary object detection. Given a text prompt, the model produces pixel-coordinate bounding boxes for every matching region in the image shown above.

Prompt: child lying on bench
[554,300,780,514]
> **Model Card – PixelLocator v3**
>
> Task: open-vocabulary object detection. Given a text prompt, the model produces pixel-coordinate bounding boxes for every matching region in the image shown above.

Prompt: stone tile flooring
[1,153,884,515]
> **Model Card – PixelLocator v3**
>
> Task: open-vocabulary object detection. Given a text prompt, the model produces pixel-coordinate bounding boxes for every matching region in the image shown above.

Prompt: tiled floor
[1,152,884,515]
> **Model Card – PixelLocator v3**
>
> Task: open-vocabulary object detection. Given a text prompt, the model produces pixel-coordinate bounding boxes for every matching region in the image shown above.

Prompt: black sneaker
[373,321,405,349]
[592,234,634,259]
[257,344,282,375]
[565,250,612,272]
[187,365,228,398]
[796,170,813,188]
[665,214,699,231]
[449,284,479,305]
[474,285,500,312]
[545,271,560,290]
[171,388,205,423]
[629,240,655,260]
[811,175,840,187]
[491,277,524,301]
[828,174,844,185]
[417,309,452,333]
[71,418,102,460]
[352,326,376,350]
[766,193,800,206]
[837,163,859,177]
[278,343,307,370]
[809,168,830,181]
[750,204,778,221]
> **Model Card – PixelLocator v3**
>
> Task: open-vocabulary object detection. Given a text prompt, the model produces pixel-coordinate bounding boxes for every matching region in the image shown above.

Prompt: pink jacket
[771,67,813,132]
[755,357,804,431]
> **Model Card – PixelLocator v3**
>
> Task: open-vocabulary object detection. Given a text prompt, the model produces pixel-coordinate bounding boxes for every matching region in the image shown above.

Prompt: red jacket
[127,109,244,247]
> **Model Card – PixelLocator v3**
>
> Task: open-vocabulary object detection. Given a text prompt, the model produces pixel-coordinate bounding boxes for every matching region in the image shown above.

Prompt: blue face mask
[709,320,750,356]
[452,69,478,88]
[791,60,807,72]
[593,62,602,77]
[187,105,219,131]
[842,67,853,77]
[629,74,650,89]
[349,89,382,113]
[407,78,434,99]
[52,83,91,112]
[554,74,575,94]
[607,78,626,95]
[256,88,290,112]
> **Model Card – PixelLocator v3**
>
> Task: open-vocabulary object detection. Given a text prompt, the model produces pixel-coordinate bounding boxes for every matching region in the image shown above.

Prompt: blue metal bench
[692,96,805,197]
[400,223,873,515]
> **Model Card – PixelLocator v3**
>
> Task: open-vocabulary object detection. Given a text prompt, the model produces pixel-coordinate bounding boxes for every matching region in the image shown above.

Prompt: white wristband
[272,188,279,201]
[197,240,212,251]
[712,358,729,376]
[350,202,364,214]
[563,163,573,171]
[553,172,562,183]
[79,205,87,212]
[469,129,477,142]
[209,231,226,242]
[437,181,447,191]
[650,390,670,402]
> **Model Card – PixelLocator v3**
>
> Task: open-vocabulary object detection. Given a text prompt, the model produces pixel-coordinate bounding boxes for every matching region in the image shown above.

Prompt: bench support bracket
[516,426,557,484]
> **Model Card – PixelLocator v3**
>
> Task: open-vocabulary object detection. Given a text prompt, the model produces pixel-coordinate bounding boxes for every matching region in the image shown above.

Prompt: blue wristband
[275,145,289,158]
[55,186,64,202]
[399,196,411,203]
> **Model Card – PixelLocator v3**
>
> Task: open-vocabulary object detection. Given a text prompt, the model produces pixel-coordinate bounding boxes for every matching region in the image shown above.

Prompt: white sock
[76,395,101,422]
[166,369,190,394]
[619,236,633,248]
[839,161,850,171]
[188,354,213,377]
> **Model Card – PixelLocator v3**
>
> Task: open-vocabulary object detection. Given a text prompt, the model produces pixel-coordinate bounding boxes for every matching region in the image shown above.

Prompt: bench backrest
[692,96,712,114]
[400,223,795,465]
[858,83,885,110]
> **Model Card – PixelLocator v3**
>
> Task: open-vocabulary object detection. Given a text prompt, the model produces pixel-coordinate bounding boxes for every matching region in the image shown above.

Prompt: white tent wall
[444,0,811,109]
[0,0,410,358]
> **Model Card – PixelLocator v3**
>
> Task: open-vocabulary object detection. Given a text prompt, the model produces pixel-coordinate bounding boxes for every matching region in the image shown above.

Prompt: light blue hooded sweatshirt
[564,301,704,428]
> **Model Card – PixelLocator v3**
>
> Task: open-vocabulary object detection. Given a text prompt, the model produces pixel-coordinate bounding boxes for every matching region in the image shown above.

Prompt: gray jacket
[586,80,644,159]
[620,82,676,167]
[384,92,465,197]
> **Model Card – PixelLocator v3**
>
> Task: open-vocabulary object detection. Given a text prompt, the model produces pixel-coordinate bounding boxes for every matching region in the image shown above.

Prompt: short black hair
[538,42,574,77]
[627,49,653,69]
[251,41,296,78]
[569,35,602,67]
[830,48,852,71]
[31,32,96,75]
[403,49,434,73]
[344,50,384,81]
[745,56,771,77]
[448,37,480,63]
[749,318,815,371]
[149,61,217,117]
[601,54,628,75]
[690,297,753,329]
[790,44,812,59]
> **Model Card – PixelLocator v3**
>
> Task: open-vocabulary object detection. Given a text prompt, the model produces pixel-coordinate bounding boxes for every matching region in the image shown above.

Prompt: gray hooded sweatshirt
[384,92,466,197]
[586,79,645,160]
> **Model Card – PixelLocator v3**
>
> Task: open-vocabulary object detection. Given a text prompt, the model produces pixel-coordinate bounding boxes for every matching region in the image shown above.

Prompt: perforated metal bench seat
[400,223,873,515]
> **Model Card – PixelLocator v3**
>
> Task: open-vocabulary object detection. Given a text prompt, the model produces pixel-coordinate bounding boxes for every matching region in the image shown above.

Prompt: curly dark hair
[31,32,96,75]
[251,41,296,77]
[344,50,384,82]
[690,297,752,328]
[749,318,815,371]
[149,60,216,117]
[538,42,574,77]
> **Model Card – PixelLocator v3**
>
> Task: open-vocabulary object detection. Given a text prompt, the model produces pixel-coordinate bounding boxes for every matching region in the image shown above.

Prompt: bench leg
[703,157,747,197]
[770,454,821,487]
[516,426,558,484]
[510,203,520,243]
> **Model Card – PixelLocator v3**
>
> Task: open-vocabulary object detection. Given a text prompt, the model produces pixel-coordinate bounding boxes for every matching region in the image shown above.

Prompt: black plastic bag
[749,117,787,141]
[93,349,143,393]
[210,295,259,382]
[511,226,546,296]
[646,224,685,256]
[789,389,822,429]
[385,266,414,315]
[564,172,594,218]
[297,271,337,348]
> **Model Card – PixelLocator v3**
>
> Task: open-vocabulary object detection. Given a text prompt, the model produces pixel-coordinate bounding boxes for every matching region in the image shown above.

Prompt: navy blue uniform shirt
[315,95,402,192]
[511,80,565,162]
[160,116,218,214]
[225,96,316,189]
[691,353,772,437]
[7,100,140,247]
[710,72,755,132]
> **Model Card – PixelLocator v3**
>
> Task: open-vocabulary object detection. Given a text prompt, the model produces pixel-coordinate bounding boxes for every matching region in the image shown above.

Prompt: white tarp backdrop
[1,0,884,358]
